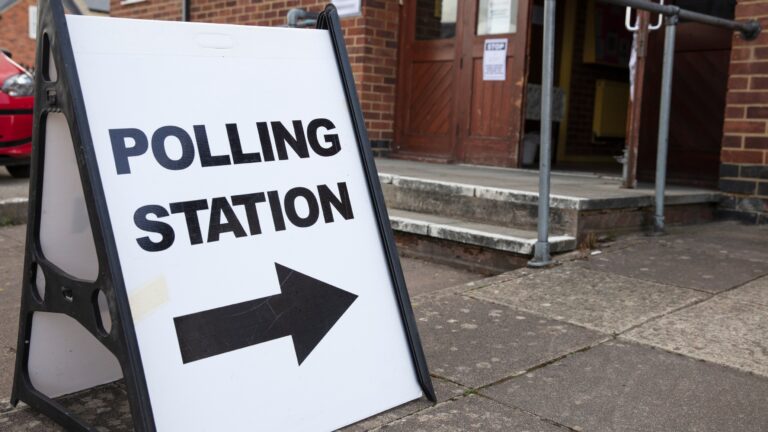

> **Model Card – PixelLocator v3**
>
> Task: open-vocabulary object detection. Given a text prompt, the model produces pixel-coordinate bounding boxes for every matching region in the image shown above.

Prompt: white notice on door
[483,38,508,81]
[488,0,512,34]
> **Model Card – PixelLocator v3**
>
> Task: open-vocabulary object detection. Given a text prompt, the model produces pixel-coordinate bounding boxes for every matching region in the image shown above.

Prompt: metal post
[653,13,678,234]
[530,0,556,267]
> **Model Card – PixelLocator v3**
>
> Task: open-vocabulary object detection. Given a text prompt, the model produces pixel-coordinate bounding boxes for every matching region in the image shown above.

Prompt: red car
[0,49,33,178]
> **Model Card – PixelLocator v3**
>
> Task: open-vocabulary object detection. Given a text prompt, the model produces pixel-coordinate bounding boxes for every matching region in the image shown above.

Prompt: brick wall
[110,0,400,149]
[720,0,768,223]
[0,0,37,69]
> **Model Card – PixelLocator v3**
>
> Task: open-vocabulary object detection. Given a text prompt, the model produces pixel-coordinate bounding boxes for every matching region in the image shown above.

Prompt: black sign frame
[10,2,434,431]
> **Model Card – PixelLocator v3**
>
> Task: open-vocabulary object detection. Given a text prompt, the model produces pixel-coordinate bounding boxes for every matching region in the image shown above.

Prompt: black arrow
[173,263,357,365]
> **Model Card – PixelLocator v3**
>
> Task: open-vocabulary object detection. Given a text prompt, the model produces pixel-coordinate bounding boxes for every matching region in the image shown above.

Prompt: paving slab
[377,394,566,432]
[722,275,768,307]
[471,265,706,334]
[400,257,486,297]
[0,172,28,198]
[342,377,465,432]
[0,234,24,398]
[412,293,603,388]
[581,241,768,293]
[0,224,26,245]
[662,222,768,263]
[624,296,768,377]
[0,383,133,431]
[482,340,768,432]
[0,376,462,432]
[407,270,534,304]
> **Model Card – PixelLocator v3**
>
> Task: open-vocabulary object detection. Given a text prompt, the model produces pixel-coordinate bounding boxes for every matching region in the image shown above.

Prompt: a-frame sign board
[11,1,435,430]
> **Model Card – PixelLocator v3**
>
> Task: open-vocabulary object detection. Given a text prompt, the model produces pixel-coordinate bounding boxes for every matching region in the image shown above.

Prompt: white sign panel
[331,0,361,18]
[62,15,422,431]
[483,38,508,81]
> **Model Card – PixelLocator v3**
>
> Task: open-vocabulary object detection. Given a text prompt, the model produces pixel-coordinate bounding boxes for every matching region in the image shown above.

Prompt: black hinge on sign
[460,57,463,69]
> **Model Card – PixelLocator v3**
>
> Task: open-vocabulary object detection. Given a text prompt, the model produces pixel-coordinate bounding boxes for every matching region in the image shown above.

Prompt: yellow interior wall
[556,0,616,164]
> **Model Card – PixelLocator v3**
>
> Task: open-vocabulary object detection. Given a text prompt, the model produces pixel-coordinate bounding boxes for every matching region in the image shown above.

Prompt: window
[477,0,519,36]
[415,0,458,40]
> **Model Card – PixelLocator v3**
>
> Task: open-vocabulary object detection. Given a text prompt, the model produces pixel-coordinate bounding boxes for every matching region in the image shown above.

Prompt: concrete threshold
[378,171,721,211]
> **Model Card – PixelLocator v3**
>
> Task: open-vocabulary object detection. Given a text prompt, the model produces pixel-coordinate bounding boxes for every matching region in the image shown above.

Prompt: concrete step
[388,209,576,256]
[381,173,580,235]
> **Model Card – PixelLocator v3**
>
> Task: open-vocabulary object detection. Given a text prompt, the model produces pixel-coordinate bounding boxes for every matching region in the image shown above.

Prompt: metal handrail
[602,0,761,40]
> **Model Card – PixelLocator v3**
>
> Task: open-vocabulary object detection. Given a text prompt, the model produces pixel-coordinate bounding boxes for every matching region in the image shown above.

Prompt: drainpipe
[529,0,556,268]
[181,0,190,22]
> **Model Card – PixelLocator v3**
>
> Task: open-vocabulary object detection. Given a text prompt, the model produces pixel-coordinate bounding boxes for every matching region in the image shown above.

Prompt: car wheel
[7,164,30,178]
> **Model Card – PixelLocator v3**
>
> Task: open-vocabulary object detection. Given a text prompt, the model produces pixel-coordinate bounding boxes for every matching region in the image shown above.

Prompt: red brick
[723,120,766,134]
[727,91,768,104]
[736,2,768,19]
[726,107,746,119]
[722,149,765,164]
[751,76,768,89]
[723,135,744,149]
[730,61,768,75]
[746,136,768,150]
[747,107,768,119]
[730,76,749,90]
[0,0,39,68]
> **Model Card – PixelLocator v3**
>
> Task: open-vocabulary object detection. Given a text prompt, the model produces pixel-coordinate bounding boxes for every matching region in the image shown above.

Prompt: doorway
[394,0,531,166]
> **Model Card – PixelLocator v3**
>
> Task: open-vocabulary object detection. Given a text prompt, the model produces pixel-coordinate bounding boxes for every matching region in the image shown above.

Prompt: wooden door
[637,22,732,187]
[395,0,531,166]
[455,0,531,166]
[394,0,463,161]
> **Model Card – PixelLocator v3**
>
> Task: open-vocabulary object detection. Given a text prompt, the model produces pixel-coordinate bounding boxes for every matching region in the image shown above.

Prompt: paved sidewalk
[1,221,768,431]
[0,171,28,225]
